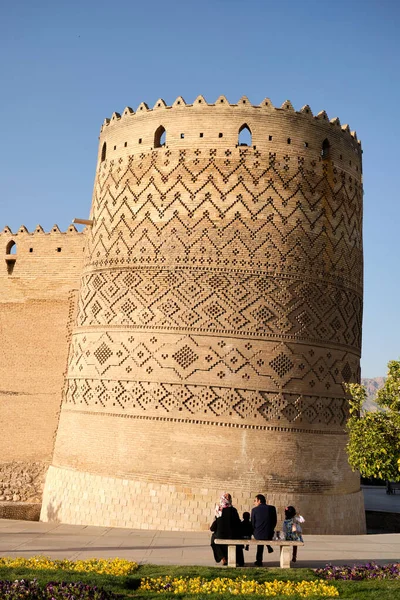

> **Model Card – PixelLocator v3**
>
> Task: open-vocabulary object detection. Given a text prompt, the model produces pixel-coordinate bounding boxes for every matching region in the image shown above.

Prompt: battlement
[100,96,361,145]
[97,95,362,177]
[1,224,84,236]
[1,223,85,284]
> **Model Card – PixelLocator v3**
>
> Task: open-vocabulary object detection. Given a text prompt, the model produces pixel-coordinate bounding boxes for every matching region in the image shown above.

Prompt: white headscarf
[214,492,232,518]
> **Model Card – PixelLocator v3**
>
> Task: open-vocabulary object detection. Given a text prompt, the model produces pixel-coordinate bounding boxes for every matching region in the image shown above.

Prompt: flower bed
[0,555,138,576]
[139,575,339,597]
[0,579,117,599]
[315,562,400,580]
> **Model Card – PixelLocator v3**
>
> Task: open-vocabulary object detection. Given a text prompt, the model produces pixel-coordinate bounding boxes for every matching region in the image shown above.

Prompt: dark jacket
[213,506,241,539]
[251,503,277,540]
[240,519,253,539]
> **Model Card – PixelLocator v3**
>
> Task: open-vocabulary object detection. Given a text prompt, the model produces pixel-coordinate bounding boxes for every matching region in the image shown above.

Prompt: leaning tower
[41,95,365,534]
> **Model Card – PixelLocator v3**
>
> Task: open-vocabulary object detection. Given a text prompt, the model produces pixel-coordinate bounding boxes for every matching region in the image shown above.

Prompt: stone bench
[215,539,304,568]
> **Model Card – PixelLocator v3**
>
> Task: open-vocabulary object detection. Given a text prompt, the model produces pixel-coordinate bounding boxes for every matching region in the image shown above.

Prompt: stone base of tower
[41,465,366,534]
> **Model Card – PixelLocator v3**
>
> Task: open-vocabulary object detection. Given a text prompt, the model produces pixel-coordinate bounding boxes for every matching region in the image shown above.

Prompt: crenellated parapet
[1,224,83,236]
[100,95,361,141]
[1,224,86,281]
[97,96,362,178]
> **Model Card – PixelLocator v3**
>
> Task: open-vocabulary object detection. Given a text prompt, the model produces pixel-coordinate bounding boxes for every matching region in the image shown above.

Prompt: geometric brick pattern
[64,378,350,430]
[77,269,362,349]
[68,332,359,386]
[85,149,363,292]
[66,331,358,432]
[65,145,363,435]
[44,100,365,534]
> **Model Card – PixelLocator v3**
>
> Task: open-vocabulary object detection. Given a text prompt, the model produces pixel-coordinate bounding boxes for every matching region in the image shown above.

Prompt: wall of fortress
[41,96,365,534]
[0,226,85,503]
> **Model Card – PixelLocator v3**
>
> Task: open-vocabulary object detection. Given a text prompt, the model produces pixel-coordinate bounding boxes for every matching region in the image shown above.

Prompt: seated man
[251,494,277,566]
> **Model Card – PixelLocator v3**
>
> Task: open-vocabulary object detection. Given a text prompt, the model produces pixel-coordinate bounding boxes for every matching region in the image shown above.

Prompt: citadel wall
[41,96,365,534]
[0,226,85,505]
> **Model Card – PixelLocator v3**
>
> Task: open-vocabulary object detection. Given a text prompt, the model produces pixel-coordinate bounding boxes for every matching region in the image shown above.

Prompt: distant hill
[361,377,386,411]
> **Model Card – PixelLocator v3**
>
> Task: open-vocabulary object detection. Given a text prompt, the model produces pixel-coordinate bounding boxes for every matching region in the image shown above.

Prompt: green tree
[346,360,400,481]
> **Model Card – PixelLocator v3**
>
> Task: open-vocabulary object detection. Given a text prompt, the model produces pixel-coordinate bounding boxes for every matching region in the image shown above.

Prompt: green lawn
[0,563,399,599]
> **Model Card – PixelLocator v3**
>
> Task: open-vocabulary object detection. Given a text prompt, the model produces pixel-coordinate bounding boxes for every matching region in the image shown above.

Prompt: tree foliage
[346,360,400,481]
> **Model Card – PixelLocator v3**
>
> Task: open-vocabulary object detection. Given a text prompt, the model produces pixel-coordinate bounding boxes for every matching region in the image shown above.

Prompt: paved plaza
[363,485,400,512]
[0,487,399,568]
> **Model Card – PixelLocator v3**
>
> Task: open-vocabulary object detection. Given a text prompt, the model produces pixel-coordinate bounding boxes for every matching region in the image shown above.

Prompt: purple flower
[314,562,400,581]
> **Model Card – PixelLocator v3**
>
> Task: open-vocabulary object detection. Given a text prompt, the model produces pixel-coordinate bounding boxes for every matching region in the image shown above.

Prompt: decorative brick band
[76,269,362,349]
[62,407,348,436]
[63,375,351,432]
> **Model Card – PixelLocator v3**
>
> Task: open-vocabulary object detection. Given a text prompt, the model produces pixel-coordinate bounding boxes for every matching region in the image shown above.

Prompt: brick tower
[41,95,365,534]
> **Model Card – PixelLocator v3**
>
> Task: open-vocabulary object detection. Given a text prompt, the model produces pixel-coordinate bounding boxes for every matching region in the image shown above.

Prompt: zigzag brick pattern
[42,97,366,534]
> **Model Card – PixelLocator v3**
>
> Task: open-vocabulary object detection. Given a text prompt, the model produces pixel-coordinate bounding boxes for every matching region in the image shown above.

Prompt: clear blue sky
[1,0,399,378]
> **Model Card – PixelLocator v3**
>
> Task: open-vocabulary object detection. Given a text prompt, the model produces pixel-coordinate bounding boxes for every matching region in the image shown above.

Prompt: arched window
[321,138,330,159]
[5,240,16,275]
[101,142,107,162]
[6,240,16,255]
[154,125,166,148]
[238,124,252,147]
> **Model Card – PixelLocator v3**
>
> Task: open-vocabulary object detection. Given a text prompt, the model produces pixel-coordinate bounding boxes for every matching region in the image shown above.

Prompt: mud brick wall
[0,226,85,501]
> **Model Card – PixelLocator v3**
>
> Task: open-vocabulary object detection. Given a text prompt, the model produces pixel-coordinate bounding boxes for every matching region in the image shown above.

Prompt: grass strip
[0,563,398,599]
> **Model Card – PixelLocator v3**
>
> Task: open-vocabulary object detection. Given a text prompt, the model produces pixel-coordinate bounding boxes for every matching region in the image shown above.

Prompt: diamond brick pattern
[77,270,361,349]
[64,378,349,430]
[66,145,363,432]
[42,100,365,536]
[65,329,359,428]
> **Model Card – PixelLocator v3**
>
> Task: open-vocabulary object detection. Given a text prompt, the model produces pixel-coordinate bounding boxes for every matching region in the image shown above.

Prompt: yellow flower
[0,556,137,576]
[138,575,339,597]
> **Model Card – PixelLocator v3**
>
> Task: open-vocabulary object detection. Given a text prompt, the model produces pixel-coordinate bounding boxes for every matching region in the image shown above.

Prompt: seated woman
[210,493,244,566]
[282,505,305,563]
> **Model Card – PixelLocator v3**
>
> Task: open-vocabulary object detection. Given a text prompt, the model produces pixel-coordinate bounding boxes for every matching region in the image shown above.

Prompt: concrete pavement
[0,519,399,568]
[363,485,400,512]
[0,486,399,568]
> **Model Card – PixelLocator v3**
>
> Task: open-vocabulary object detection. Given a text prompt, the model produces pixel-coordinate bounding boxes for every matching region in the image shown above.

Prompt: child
[240,511,253,551]
[282,506,304,563]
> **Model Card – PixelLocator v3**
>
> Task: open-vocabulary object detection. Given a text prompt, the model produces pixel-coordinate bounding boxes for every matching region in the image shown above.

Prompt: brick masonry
[2,96,366,534]
[42,465,366,533]
[0,225,84,501]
